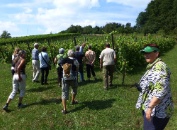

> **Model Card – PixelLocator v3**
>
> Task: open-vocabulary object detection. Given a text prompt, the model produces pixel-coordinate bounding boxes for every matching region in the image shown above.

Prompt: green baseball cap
[140,46,159,53]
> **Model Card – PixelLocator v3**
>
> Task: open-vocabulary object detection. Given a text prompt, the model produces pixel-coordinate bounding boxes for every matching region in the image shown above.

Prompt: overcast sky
[0,0,151,37]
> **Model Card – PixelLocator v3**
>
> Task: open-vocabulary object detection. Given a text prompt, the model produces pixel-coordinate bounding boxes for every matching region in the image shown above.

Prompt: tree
[92,26,102,34]
[82,25,93,34]
[136,0,177,34]
[103,22,122,33]
[0,30,11,38]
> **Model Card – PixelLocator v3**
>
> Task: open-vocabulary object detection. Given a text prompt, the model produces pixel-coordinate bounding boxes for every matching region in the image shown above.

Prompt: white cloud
[14,13,34,23]
[24,7,33,13]
[52,0,99,8]
[0,21,19,34]
[0,0,151,36]
[106,0,151,8]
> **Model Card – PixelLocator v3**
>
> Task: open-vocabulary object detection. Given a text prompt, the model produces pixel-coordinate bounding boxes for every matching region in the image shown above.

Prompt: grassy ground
[0,45,177,130]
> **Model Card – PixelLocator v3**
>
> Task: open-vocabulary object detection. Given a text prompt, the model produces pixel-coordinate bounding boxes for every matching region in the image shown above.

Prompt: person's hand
[146,107,153,121]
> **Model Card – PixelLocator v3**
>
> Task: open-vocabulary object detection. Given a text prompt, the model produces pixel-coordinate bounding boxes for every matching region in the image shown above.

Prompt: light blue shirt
[39,52,50,68]
[32,48,39,60]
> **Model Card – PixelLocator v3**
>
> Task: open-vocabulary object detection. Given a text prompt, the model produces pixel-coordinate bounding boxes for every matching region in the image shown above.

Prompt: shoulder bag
[41,53,51,70]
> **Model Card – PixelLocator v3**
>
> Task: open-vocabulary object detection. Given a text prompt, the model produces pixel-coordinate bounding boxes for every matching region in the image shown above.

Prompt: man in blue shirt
[32,43,40,82]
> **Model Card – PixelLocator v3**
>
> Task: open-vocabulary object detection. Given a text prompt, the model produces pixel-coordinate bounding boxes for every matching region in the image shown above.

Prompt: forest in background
[61,0,177,35]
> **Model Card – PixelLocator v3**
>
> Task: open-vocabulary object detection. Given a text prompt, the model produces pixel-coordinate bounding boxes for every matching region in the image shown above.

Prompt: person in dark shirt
[74,45,85,82]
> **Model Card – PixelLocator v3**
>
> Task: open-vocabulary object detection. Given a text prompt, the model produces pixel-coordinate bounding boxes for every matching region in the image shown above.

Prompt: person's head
[34,43,39,49]
[59,48,65,54]
[88,45,92,50]
[13,47,20,55]
[75,45,80,51]
[18,50,26,58]
[82,43,86,48]
[41,47,47,52]
[67,49,74,57]
[141,43,160,63]
[105,43,110,48]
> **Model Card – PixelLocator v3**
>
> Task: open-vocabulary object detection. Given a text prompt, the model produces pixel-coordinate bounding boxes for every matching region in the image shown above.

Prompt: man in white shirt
[100,43,116,90]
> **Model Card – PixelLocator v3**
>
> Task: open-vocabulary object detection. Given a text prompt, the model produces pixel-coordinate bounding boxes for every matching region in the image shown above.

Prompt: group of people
[2,42,174,130]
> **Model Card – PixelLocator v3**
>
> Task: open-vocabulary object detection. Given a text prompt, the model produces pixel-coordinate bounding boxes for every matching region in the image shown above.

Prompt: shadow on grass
[27,86,55,92]
[26,98,61,107]
[70,98,116,113]
[116,83,135,88]
[78,78,102,86]
[48,78,58,81]
[2,109,14,113]
[100,83,135,91]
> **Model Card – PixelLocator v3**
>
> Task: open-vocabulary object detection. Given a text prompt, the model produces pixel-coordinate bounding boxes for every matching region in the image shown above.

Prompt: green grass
[1,45,177,130]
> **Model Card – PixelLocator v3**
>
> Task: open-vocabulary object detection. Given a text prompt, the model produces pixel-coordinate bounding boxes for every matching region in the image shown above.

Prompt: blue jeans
[40,67,49,84]
[78,64,84,82]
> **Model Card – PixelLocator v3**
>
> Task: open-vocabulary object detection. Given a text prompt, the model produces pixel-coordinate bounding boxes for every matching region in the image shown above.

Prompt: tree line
[61,0,177,35]
[136,0,177,35]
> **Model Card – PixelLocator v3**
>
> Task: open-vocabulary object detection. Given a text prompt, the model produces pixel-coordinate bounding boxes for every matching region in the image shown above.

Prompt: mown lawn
[0,45,177,130]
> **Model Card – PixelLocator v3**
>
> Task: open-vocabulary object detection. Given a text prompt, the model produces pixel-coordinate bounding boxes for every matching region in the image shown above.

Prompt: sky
[0,0,151,37]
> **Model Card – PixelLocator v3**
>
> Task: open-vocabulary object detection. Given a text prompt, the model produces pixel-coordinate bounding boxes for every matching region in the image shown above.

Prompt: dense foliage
[0,33,176,75]
[0,33,80,45]
[136,0,177,35]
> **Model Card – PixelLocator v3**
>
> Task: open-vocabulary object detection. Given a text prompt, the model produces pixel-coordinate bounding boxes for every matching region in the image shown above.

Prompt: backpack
[62,58,76,80]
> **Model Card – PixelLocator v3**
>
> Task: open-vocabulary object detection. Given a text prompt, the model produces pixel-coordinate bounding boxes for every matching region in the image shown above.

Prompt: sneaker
[3,105,8,111]
[61,109,68,114]
[18,104,26,109]
[71,100,78,105]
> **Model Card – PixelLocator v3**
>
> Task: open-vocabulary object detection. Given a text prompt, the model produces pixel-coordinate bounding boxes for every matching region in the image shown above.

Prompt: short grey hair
[34,43,39,47]
[59,48,64,54]
[67,49,74,57]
